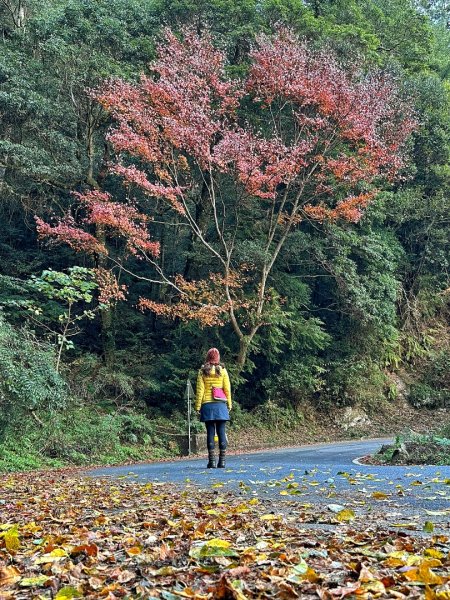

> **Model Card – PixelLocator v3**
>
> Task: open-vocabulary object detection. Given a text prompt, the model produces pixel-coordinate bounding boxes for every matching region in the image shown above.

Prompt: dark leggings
[205,420,227,450]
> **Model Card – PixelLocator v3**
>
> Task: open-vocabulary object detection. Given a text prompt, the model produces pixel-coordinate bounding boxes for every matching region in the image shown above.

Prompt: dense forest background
[0,0,448,470]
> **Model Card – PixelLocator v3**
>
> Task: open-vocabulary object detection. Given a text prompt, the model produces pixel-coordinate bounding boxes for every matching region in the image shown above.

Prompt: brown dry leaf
[213,575,249,600]
[2,468,450,600]
[358,564,378,582]
[71,543,98,557]
[329,583,361,597]
[0,566,21,587]
[361,580,387,594]
[88,576,104,590]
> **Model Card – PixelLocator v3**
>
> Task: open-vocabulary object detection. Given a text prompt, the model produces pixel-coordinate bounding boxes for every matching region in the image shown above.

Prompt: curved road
[89,439,450,531]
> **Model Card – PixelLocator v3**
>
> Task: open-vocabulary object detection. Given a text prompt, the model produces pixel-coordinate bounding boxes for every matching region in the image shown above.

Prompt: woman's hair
[202,362,223,375]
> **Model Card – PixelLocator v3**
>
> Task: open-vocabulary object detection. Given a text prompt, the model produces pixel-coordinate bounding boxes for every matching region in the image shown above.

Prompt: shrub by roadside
[0,406,182,473]
[369,427,450,466]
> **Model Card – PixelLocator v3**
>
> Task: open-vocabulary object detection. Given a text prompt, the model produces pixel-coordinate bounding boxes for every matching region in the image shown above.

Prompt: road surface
[88,439,450,531]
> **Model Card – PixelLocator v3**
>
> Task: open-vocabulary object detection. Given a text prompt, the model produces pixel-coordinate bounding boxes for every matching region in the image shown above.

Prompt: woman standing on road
[195,348,232,469]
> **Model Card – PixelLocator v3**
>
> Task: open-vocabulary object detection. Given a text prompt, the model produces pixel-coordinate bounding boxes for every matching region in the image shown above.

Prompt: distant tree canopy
[37,27,416,369]
[0,0,448,420]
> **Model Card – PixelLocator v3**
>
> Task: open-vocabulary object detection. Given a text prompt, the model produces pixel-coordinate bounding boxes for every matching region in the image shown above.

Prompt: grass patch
[0,405,181,473]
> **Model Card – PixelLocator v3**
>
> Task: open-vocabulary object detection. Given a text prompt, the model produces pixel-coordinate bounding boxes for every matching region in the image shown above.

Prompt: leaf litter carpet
[1,466,450,599]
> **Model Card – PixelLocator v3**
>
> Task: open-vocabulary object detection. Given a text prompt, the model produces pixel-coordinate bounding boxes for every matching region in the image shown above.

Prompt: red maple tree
[37,28,416,368]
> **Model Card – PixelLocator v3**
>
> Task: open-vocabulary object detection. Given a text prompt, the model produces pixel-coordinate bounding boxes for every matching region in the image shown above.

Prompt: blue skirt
[200,401,230,422]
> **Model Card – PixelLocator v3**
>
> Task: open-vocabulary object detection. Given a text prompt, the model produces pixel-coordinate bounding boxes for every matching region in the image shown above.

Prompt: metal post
[185,379,194,455]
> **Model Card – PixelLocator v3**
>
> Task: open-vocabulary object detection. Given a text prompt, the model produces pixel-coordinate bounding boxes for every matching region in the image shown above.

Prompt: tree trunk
[86,104,97,189]
[95,222,116,366]
[1,0,27,30]
[236,329,258,372]
[237,338,248,371]
[86,130,116,366]
[99,300,115,366]
[183,173,210,279]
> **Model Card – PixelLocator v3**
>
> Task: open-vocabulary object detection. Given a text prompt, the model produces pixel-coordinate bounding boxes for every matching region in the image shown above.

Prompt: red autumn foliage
[36,190,160,260]
[36,27,416,332]
[94,268,127,305]
[35,216,107,256]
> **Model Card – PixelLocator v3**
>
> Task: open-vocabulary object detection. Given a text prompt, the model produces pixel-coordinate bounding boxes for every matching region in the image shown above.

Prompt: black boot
[207,449,216,468]
[217,449,226,468]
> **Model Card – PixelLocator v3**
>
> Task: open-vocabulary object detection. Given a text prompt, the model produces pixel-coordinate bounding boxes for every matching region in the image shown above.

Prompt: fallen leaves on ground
[1,471,450,599]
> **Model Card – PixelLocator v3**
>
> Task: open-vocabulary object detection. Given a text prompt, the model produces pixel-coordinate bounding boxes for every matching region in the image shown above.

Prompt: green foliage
[408,348,450,408]
[263,358,327,405]
[0,403,175,472]
[1,268,99,368]
[322,358,387,410]
[30,267,97,304]
[0,315,68,427]
[228,398,304,432]
[408,382,447,408]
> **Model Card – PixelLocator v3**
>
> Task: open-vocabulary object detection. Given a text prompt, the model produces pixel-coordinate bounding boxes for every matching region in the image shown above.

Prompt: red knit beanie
[206,348,220,364]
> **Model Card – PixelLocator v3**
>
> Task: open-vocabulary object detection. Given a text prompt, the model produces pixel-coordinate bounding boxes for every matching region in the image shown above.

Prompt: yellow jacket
[195,366,232,411]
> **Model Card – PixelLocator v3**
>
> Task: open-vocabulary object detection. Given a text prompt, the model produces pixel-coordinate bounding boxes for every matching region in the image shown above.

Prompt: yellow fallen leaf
[361,580,386,594]
[190,538,238,559]
[384,556,407,568]
[424,548,444,559]
[425,510,449,516]
[204,539,231,549]
[337,509,355,522]
[150,566,178,576]
[166,519,180,528]
[4,526,20,554]
[49,548,67,557]
[372,491,389,500]
[55,586,82,599]
[35,548,67,564]
[19,575,50,587]
[22,522,41,534]
[403,562,443,585]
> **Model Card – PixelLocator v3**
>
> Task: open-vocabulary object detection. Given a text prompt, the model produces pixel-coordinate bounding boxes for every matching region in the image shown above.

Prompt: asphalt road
[89,439,450,531]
